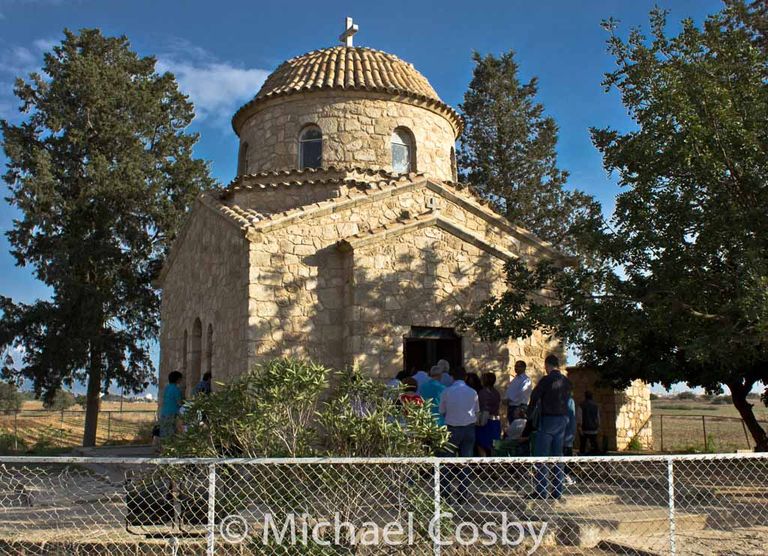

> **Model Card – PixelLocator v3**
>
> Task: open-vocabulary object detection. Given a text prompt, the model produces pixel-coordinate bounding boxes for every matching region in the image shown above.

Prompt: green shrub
[0,382,23,414]
[626,437,643,451]
[43,389,77,411]
[0,431,26,454]
[163,358,449,458]
[676,391,697,400]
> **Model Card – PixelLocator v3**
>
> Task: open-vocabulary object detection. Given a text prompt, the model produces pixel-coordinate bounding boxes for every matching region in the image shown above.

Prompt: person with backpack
[527,355,572,499]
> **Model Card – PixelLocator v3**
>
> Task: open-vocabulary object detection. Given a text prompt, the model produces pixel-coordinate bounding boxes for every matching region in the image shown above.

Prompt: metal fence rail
[0,453,766,555]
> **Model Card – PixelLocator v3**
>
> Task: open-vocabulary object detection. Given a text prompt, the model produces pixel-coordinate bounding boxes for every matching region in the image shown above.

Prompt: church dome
[232,46,462,136]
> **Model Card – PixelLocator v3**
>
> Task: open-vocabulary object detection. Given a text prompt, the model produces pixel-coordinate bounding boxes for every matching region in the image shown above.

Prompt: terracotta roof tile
[232,47,462,135]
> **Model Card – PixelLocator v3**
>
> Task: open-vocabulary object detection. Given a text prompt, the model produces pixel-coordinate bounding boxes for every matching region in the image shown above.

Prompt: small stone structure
[567,367,653,451]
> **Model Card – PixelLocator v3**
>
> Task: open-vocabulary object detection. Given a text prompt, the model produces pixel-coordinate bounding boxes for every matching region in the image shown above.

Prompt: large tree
[458,51,598,250]
[0,29,215,446]
[461,2,768,451]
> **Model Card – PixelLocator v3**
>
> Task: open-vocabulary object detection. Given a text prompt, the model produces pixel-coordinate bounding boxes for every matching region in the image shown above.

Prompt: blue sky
[0,0,729,393]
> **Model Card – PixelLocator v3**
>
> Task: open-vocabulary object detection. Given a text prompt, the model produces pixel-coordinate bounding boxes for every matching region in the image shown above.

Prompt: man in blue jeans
[529,355,572,499]
[439,367,479,501]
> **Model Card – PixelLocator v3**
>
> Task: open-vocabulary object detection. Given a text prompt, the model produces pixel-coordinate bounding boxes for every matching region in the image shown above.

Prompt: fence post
[433,460,441,556]
[107,412,112,443]
[660,415,664,452]
[701,415,708,451]
[13,411,18,451]
[207,463,217,556]
[667,458,677,556]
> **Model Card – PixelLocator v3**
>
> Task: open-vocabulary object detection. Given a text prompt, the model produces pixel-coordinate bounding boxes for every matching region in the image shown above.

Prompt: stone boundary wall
[567,367,653,451]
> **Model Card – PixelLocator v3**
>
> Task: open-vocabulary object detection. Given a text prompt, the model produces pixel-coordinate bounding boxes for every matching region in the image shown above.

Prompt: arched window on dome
[298,125,323,170]
[450,146,457,182]
[237,142,250,175]
[391,127,415,174]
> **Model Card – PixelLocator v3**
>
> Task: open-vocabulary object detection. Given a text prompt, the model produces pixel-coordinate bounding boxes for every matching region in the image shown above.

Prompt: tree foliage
[0,383,22,414]
[0,29,215,445]
[163,358,450,458]
[462,2,768,450]
[457,50,599,250]
[42,388,77,411]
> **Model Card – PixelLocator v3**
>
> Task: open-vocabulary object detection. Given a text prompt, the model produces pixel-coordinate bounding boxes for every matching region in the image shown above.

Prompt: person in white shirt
[439,367,480,457]
[504,360,532,424]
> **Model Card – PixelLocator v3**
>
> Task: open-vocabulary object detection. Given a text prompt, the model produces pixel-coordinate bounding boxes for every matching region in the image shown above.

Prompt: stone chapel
[156,22,569,401]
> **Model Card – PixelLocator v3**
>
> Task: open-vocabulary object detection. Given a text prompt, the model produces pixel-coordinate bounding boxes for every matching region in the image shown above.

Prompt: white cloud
[0,36,271,129]
[156,41,269,130]
[158,59,269,128]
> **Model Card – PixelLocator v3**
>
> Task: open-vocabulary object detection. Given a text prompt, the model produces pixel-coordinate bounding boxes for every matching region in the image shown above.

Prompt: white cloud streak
[0,36,270,129]
[157,40,269,130]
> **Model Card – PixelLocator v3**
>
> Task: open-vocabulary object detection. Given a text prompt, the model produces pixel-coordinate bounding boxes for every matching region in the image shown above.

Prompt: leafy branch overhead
[462,1,768,451]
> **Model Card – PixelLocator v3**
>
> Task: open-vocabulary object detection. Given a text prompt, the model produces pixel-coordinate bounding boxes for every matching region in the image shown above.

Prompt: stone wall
[567,367,653,451]
[158,199,250,405]
[237,91,457,182]
[241,178,560,383]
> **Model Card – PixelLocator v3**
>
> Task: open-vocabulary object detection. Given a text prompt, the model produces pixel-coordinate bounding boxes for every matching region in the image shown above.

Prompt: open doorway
[403,326,462,374]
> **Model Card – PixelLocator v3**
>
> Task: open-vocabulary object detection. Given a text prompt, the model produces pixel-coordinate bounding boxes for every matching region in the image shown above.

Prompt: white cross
[339,16,359,47]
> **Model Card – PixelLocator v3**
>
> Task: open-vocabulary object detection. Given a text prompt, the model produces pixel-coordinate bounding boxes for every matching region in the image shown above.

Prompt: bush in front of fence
[162,358,450,459]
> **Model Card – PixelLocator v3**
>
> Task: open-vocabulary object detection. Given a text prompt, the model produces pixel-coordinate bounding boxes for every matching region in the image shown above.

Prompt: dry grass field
[651,397,768,453]
[0,400,157,454]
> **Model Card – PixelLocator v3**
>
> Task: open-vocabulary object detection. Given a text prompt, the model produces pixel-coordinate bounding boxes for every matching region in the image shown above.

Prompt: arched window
[450,146,457,182]
[190,318,202,397]
[182,330,188,373]
[391,127,415,174]
[298,126,322,169]
[237,142,250,175]
[205,323,213,377]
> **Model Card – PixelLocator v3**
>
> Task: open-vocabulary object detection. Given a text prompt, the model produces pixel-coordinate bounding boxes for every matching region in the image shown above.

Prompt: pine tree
[0,29,216,446]
[458,51,597,250]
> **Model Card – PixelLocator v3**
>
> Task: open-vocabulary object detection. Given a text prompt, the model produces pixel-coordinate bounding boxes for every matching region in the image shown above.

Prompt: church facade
[156,35,567,399]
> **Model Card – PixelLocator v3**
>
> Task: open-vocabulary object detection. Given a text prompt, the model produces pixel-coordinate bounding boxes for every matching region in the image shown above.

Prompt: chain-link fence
[0,453,766,554]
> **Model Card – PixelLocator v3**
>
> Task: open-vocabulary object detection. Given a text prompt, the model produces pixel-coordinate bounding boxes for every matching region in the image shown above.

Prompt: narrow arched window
[392,127,415,174]
[182,330,188,373]
[205,323,213,376]
[237,142,250,175]
[450,146,457,182]
[298,125,322,169]
[190,318,202,397]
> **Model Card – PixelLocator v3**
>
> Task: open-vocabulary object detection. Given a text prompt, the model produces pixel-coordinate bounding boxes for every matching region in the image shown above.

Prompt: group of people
[390,354,602,500]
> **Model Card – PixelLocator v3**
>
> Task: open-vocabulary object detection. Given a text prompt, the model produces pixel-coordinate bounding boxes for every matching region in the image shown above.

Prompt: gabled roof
[336,210,518,262]
[158,171,570,286]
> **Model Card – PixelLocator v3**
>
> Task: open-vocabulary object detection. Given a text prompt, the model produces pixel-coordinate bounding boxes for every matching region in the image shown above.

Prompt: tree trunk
[728,379,768,452]
[82,345,102,447]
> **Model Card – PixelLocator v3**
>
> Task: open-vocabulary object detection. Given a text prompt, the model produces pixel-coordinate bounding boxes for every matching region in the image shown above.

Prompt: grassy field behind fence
[650,398,767,453]
[0,401,157,454]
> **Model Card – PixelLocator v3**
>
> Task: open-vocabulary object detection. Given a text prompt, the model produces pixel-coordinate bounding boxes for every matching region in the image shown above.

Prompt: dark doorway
[403,327,463,374]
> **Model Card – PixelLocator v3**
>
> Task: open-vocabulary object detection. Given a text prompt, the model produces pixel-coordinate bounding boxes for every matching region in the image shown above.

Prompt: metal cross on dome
[339,17,359,47]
